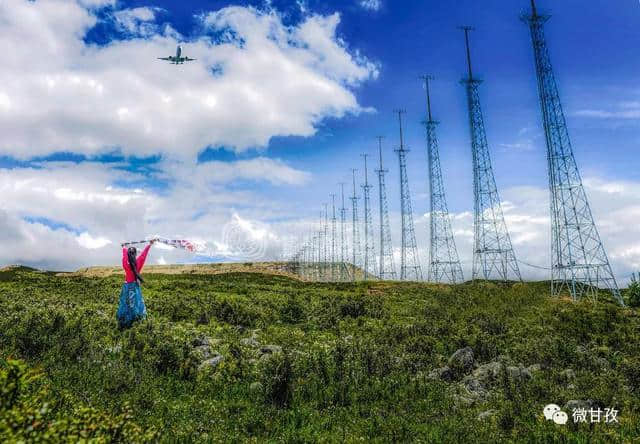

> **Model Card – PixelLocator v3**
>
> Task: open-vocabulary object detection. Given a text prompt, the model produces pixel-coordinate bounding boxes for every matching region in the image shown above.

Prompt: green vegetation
[627,273,640,308]
[1,267,639,442]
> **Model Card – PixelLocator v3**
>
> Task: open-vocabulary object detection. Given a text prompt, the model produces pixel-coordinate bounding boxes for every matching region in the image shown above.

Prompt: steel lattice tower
[339,182,350,281]
[350,168,362,280]
[330,193,337,281]
[323,204,328,264]
[361,153,378,280]
[318,210,325,280]
[523,1,623,304]
[312,233,319,281]
[395,110,423,281]
[421,75,465,284]
[376,137,397,280]
[460,26,522,282]
[317,212,322,262]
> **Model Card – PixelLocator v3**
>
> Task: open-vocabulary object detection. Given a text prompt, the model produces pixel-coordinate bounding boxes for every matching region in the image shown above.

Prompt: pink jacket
[122,244,151,283]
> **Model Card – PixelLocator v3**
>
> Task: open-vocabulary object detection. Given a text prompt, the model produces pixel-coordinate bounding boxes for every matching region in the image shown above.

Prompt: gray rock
[506,366,520,379]
[428,366,453,382]
[472,361,504,384]
[193,336,210,346]
[462,376,487,397]
[198,354,224,371]
[527,363,542,373]
[452,393,476,406]
[477,410,497,421]
[594,357,609,369]
[193,345,213,360]
[507,366,532,382]
[241,330,261,347]
[521,368,533,379]
[448,347,474,373]
[241,337,260,347]
[464,361,532,393]
[193,336,221,347]
[260,344,282,355]
[565,399,596,412]
[561,369,576,381]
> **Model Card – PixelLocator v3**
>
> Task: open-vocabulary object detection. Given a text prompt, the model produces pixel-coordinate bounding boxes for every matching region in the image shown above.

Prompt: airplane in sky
[158,45,195,64]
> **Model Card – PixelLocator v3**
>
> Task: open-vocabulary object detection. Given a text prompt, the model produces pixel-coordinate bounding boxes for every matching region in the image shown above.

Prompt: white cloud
[499,141,534,151]
[0,156,308,270]
[575,100,640,120]
[499,126,540,152]
[575,109,640,119]
[0,156,635,287]
[280,178,640,286]
[189,157,311,186]
[1,161,632,293]
[0,0,376,159]
[359,0,381,11]
[78,0,115,8]
[113,7,160,37]
[77,231,111,249]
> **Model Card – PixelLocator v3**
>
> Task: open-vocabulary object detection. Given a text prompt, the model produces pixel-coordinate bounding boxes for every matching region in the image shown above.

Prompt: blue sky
[0,0,638,281]
[82,0,639,215]
[264,0,639,213]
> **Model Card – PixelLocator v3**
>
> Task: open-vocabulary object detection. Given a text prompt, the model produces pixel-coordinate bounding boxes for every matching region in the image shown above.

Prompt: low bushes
[0,359,157,442]
[0,269,638,441]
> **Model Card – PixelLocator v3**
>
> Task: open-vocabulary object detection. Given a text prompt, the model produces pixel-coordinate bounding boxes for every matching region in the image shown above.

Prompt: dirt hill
[63,261,376,281]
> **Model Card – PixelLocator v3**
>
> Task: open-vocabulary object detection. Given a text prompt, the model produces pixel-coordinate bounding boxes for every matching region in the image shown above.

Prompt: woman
[117,239,156,328]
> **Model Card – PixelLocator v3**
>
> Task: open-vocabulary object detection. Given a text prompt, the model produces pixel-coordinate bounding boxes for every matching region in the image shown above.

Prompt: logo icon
[543,404,561,420]
[543,404,568,425]
[544,403,619,425]
[552,411,568,425]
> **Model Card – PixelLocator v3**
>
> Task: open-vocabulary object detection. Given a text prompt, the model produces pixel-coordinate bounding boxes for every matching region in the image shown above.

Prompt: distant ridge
[60,261,375,282]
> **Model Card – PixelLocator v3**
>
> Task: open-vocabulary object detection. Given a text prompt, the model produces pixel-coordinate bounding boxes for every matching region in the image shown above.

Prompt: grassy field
[1,265,639,442]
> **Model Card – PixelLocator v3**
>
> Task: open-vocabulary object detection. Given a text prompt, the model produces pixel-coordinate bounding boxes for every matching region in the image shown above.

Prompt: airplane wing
[183,57,196,62]
[158,57,173,61]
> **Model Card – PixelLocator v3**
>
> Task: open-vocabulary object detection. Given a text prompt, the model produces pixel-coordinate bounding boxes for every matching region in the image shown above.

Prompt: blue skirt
[117,282,147,328]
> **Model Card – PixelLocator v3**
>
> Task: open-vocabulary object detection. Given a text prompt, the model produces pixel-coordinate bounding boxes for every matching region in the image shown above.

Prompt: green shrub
[0,359,157,442]
[619,357,640,394]
[257,352,294,408]
[0,269,638,441]
[627,274,640,307]
[280,294,305,323]
[214,297,261,326]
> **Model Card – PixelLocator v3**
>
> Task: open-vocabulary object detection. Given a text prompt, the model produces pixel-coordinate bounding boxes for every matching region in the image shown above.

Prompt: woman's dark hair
[127,247,144,284]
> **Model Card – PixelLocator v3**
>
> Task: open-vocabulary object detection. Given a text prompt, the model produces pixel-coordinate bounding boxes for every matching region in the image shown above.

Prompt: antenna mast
[421,75,464,283]
[522,1,622,304]
[361,153,377,280]
[376,136,397,280]
[350,168,362,281]
[395,109,423,281]
[459,26,521,281]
